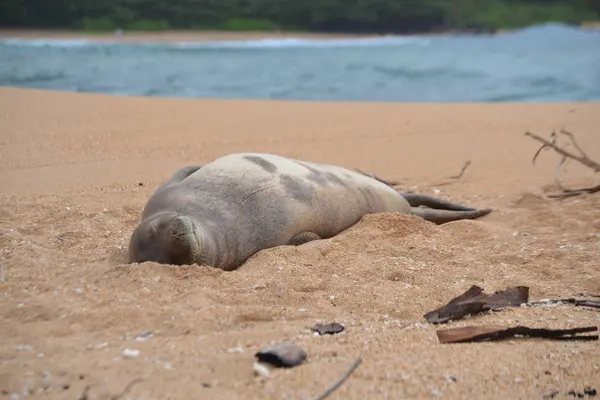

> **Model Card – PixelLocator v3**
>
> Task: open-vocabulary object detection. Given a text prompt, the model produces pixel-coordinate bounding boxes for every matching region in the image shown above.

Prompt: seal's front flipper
[287,232,322,246]
[411,207,492,225]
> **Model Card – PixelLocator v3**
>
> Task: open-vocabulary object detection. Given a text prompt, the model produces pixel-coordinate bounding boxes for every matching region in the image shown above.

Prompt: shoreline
[1,23,598,45]
[0,28,394,44]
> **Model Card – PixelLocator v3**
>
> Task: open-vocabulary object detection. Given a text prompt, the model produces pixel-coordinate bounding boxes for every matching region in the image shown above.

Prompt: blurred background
[1,0,599,102]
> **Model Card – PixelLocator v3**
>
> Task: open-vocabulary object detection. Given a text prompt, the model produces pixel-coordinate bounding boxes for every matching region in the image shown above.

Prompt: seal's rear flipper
[401,193,476,211]
[411,207,492,225]
[287,232,322,246]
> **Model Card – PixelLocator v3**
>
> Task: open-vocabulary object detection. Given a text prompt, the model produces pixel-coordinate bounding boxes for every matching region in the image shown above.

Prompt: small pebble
[253,362,270,378]
[255,341,306,368]
[94,342,108,350]
[135,331,154,342]
[227,345,244,353]
[75,288,83,295]
[123,348,140,359]
[14,345,33,352]
[312,322,344,336]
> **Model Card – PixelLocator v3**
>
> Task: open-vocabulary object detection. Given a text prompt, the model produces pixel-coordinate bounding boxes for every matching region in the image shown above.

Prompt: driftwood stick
[525,130,600,197]
[547,184,600,198]
[111,378,144,400]
[78,386,91,400]
[561,129,590,159]
[433,160,472,187]
[553,155,568,192]
[527,298,600,309]
[525,131,600,172]
[532,131,557,164]
[448,160,472,180]
[313,358,362,400]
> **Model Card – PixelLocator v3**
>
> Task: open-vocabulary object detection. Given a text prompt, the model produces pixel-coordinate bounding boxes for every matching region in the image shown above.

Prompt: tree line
[1,0,599,34]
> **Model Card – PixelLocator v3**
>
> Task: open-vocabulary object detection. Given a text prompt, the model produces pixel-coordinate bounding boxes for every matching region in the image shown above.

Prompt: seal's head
[128,212,209,266]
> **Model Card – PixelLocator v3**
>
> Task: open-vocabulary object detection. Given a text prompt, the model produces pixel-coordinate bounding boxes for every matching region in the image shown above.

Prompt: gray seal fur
[128,153,492,270]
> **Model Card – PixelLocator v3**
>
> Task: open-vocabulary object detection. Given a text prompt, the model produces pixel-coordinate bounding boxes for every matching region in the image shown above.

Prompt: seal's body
[129,153,491,270]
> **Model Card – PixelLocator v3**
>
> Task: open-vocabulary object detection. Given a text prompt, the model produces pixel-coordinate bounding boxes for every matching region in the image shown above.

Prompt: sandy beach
[0,87,599,399]
[0,29,383,43]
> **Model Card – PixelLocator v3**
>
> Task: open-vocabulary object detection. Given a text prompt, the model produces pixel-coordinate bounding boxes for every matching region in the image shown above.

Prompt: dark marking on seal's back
[244,155,277,173]
[359,187,377,209]
[294,161,334,186]
[324,172,347,187]
[279,174,313,204]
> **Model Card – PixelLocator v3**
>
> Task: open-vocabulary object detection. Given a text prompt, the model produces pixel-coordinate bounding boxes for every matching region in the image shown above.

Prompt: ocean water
[1,23,599,102]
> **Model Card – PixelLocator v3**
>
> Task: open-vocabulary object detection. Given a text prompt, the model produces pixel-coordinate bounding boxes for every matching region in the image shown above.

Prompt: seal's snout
[128,214,201,266]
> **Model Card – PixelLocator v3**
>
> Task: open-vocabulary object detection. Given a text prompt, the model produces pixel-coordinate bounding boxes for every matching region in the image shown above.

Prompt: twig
[553,155,568,192]
[78,386,91,400]
[449,160,472,180]
[313,358,362,400]
[532,131,557,164]
[433,160,472,186]
[525,131,600,172]
[547,184,600,198]
[111,378,144,400]
[560,129,590,159]
[525,130,600,198]
[527,298,600,310]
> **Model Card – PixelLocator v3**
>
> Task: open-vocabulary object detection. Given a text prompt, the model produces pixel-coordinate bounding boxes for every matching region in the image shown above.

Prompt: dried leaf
[437,325,598,344]
[255,341,307,368]
[424,285,529,324]
[484,286,530,309]
[312,323,345,336]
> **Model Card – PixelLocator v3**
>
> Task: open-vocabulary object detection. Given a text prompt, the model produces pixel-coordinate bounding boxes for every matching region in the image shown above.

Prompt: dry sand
[0,87,599,399]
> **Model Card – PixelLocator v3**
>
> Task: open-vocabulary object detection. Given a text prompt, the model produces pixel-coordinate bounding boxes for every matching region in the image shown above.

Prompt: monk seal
[128,153,492,270]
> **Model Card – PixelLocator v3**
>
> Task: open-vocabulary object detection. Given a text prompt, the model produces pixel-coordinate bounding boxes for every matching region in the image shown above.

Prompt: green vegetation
[1,0,598,34]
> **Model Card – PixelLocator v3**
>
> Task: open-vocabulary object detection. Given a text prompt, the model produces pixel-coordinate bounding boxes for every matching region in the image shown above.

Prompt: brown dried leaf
[484,286,530,309]
[424,285,529,324]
